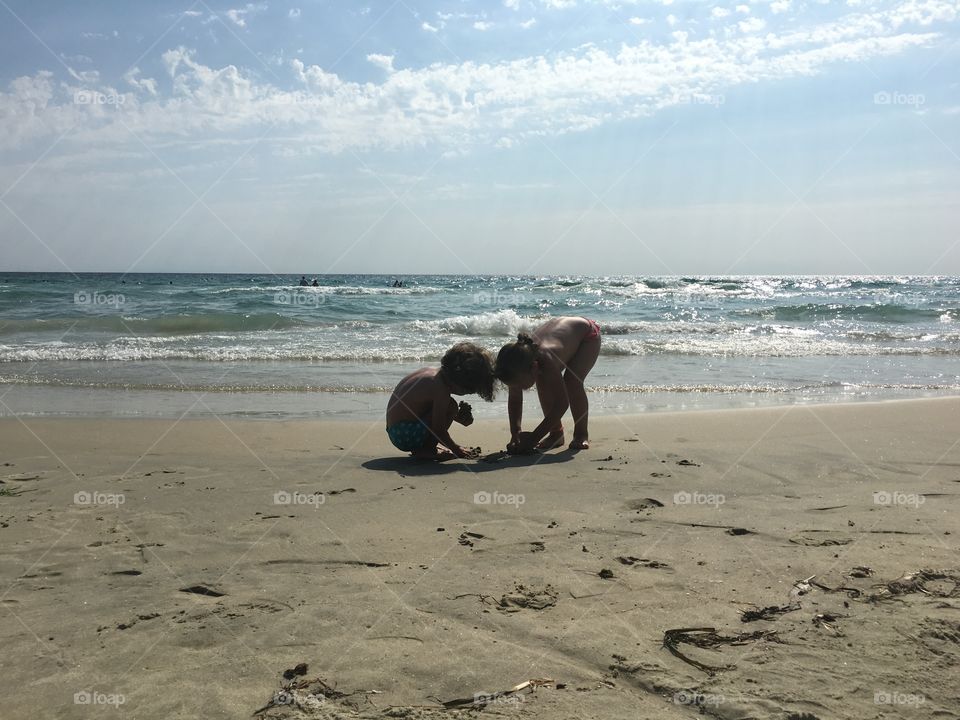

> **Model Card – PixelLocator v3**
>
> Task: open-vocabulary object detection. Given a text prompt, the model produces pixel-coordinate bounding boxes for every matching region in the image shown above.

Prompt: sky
[0,0,958,276]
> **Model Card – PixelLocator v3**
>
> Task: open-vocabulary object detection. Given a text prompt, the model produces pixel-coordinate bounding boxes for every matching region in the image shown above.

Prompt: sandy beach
[1,398,958,719]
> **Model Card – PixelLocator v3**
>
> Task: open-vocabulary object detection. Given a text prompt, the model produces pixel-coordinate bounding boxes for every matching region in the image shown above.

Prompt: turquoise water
[0,273,958,418]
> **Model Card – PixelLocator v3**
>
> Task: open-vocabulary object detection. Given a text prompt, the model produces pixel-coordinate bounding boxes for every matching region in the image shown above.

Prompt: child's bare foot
[411,445,455,461]
[536,431,565,450]
[569,437,589,451]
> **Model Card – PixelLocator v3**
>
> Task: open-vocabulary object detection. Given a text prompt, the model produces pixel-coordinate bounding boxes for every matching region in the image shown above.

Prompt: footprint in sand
[616,556,670,569]
[789,534,852,547]
[497,584,558,612]
[625,498,664,511]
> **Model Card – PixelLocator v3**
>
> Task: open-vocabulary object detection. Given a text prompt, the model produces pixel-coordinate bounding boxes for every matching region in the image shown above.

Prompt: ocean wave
[409,309,539,337]
[205,285,441,296]
[2,374,957,395]
[0,313,312,336]
[0,344,444,362]
[735,303,957,323]
[599,336,958,357]
[2,336,958,362]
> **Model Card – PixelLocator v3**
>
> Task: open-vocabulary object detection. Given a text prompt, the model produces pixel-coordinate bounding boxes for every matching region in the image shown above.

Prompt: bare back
[386,368,445,426]
[532,316,593,369]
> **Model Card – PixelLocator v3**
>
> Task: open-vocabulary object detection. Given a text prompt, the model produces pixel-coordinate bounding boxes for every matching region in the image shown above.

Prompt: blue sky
[0,0,958,275]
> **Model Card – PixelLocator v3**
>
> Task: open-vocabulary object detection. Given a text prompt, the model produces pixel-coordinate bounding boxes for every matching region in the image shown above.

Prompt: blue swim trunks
[386,419,430,452]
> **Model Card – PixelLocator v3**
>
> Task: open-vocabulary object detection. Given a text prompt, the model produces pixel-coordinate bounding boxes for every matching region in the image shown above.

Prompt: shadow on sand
[362,450,577,476]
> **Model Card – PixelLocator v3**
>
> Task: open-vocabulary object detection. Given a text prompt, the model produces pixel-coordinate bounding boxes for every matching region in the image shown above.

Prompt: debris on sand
[498,584,558,612]
[616,556,669,569]
[451,583,558,612]
[740,603,800,623]
[812,613,846,636]
[867,569,960,603]
[252,673,354,716]
[662,627,780,674]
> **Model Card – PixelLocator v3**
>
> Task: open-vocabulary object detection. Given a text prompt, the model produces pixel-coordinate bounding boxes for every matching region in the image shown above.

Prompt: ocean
[0,273,958,419]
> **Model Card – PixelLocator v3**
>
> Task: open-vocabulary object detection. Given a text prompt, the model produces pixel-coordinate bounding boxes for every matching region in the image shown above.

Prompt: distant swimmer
[299,276,309,286]
[312,279,319,287]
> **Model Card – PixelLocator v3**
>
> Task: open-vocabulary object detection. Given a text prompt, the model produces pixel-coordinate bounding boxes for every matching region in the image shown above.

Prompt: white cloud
[629,17,650,25]
[422,21,439,32]
[288,8,301,19]
[123,67,158,96]
[666,13,678,26]
[771,0,792,13]
[739,17,767,32]
[0,1,952,156]
[473,20,494,30]
[521,18,538,28]
[66,65,100,85]
[712,7,731,18]
[504,0,521,9]
[736,4,750,13]
[225,3,267,28]
[366,54,395,72]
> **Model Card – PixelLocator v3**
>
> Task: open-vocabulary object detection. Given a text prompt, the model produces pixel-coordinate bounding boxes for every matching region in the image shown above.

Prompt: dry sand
[1,398,958,719]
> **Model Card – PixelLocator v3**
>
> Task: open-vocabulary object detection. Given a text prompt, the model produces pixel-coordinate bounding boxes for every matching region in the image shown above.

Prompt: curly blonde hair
[441,343,496,401]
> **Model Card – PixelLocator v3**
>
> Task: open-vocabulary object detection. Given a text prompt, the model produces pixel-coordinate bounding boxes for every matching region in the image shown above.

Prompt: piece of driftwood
[812,613,846,636]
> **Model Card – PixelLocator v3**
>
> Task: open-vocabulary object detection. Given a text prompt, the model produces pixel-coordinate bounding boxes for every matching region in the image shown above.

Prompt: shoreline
[1,381,957,422]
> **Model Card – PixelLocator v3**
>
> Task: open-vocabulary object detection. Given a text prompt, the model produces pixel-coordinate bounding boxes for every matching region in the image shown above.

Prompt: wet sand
[1,398,958,719]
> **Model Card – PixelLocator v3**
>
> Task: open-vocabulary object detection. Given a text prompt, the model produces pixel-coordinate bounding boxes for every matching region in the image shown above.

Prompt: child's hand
[456,445,481,459]
[455,401,474,426]
[509,433,538,454]
[517,432,539,453]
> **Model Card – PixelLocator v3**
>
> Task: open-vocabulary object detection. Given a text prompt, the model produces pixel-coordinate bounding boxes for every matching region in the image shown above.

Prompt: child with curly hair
[495,316,601,453]
[386,342,495,460]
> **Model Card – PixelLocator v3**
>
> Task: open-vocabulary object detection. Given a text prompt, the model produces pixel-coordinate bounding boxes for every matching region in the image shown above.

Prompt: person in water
[312,278,319,287]
[495,316,601,453]
[299,276,308,286]
[386,343,495,460]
